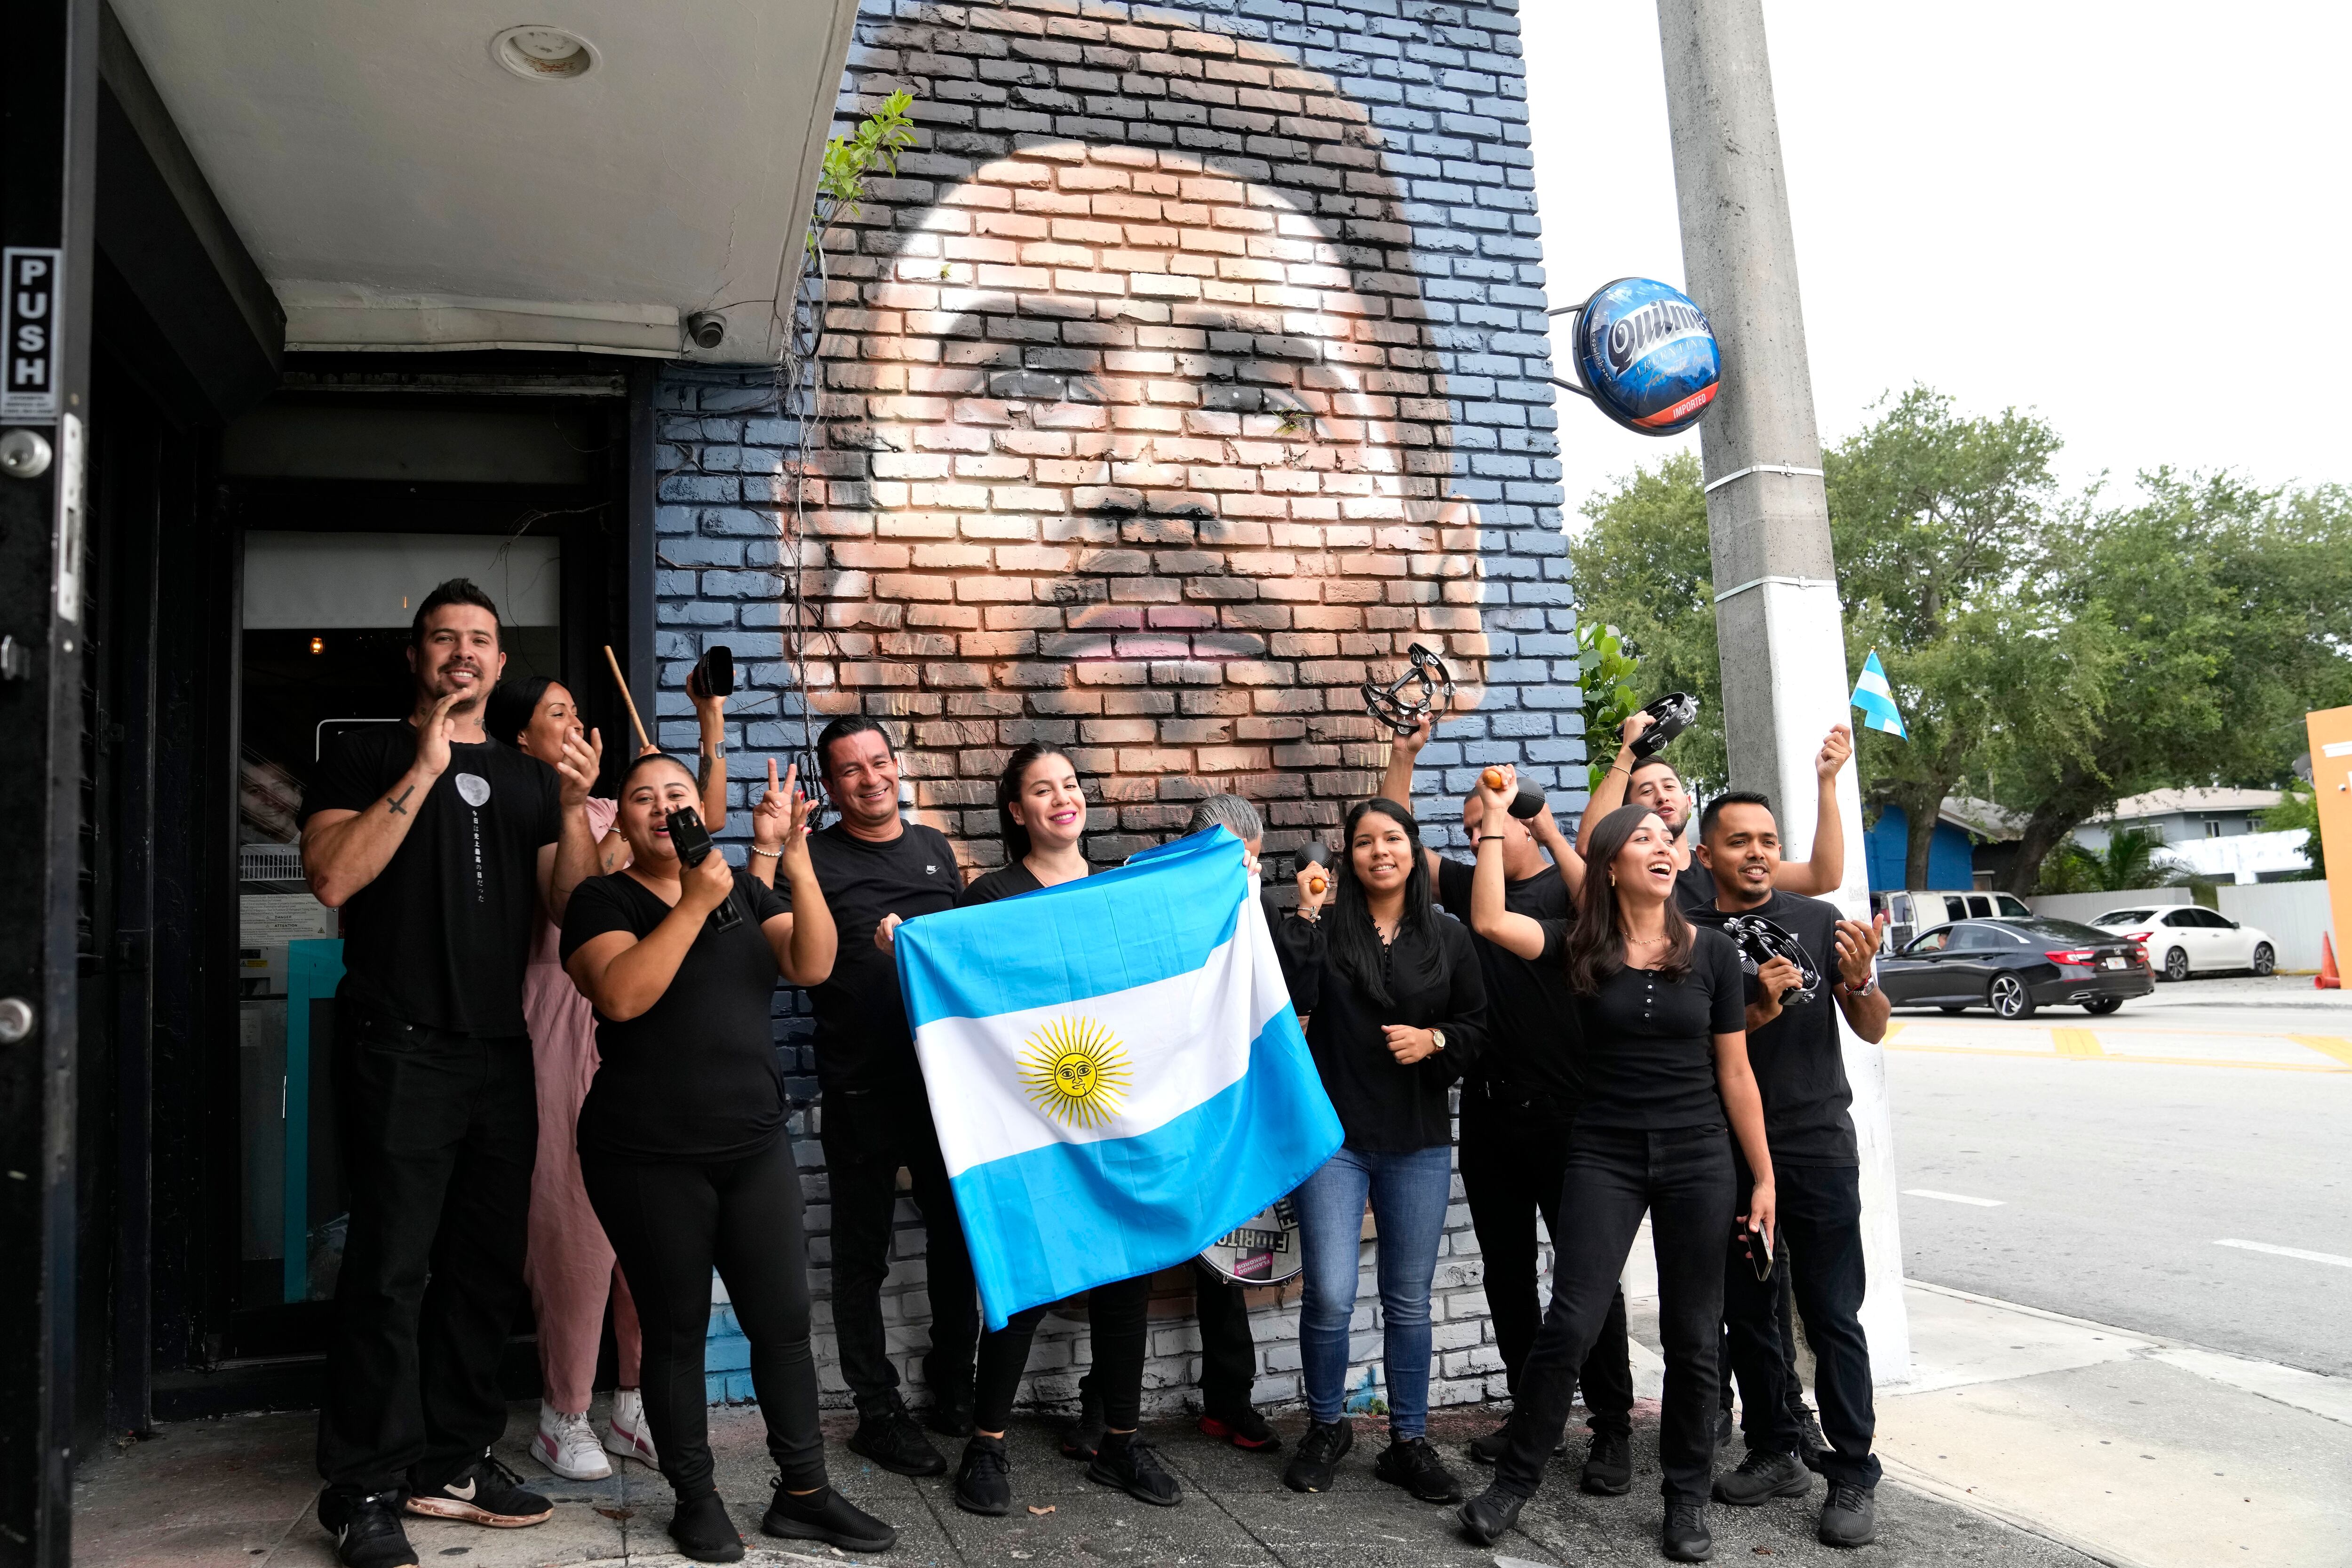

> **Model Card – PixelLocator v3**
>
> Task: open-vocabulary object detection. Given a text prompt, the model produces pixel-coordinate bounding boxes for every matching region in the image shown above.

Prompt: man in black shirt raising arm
[799,716,978,1480]
[301,580,602,1568]
[1686,791,1889,1550]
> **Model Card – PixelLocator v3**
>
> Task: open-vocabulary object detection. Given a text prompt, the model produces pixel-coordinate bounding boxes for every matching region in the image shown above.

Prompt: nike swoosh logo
[447,1479,477,1501]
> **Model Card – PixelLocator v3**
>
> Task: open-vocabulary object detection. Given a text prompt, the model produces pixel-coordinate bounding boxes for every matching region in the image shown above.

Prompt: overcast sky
[1520,1,2352,526]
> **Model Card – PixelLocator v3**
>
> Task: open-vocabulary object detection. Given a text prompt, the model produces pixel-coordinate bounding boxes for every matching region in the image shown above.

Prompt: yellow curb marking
[1886,1043,2348,1074]
[2287,1035,2352,1068]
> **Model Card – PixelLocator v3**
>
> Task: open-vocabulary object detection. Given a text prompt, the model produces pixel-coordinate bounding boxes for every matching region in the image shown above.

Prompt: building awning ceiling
[108,0,859,362]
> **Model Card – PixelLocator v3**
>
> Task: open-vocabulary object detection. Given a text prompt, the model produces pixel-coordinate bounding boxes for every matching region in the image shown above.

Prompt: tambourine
[1362,644,1454,737]
[1719,913,1820,1006]
[1198,1198,1303,1285]
[1479,768,1546,820]
[1629,692,1700,758]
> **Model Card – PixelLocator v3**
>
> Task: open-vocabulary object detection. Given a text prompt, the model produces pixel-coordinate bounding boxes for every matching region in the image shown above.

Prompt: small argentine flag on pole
[894,828,1342,1329]
[1851,649,1907,738]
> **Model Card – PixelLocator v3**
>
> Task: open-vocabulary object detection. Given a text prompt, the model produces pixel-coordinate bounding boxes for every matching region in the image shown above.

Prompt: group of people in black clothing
[301,578,1894,1568]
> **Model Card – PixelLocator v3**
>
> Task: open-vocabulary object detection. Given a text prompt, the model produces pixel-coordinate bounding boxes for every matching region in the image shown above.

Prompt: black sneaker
[1280,1418,1354,1493]
[324,1492,419,1568]
[404,1456,553,1528]
[848,1397,947,1478]
[1794,1404,1828,1473]
[1580,1428,1633,1496]
[665,1491,744,1563]
[953,1434,1013,1516]
[1086,1434,1182,1507]
[923,1354,976,1437]
[762,1481,899,1553]
[1466,1420,1511,1466]
[1663,1497,1715,1562]
[1061,1374,1105,1460]
[1373,1436,1462,1504]
[1198,1403,1281,1452]
[1712,1448,1812,1507]
[1457,1484,1527,1546]
[1818,1481,1877,1547]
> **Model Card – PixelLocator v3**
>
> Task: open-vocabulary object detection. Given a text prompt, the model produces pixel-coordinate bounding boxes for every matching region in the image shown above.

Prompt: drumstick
[602,644,653,754]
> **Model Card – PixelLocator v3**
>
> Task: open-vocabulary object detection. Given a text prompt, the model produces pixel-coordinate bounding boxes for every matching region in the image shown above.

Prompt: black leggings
[582,1137,825,1498]
[974,1274,1151,1433]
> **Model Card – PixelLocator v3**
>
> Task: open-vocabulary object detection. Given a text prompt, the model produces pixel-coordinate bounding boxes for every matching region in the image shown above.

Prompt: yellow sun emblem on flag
[1018,1016,1132,1130]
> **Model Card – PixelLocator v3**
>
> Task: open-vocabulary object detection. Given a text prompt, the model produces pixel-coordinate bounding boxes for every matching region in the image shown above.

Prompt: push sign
[3,248,64,423]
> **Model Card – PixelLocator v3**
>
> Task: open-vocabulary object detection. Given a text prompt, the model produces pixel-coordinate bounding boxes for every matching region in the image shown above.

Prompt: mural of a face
[807,37,1487,868]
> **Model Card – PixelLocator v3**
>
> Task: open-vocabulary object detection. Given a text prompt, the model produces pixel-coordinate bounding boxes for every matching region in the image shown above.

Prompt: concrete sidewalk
[73,1280,2350,1568]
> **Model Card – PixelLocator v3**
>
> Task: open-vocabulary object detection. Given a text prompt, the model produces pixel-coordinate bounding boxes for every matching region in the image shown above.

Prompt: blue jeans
[1295,1143,1454,1439]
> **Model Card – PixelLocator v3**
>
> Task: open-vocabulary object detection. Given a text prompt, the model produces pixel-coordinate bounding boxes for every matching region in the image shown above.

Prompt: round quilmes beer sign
[1571,277,1721,436]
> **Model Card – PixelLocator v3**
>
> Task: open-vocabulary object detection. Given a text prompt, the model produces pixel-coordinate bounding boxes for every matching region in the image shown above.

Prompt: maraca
[1299,841,1330,896]
[1479,765,1547,820]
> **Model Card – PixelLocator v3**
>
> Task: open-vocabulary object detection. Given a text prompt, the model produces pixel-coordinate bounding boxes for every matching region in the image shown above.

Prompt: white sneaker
[604,1388,659,1467]
[531,1402,612,1481]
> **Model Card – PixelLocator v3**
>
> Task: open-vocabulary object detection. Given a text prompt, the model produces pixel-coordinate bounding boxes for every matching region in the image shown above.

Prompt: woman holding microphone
[1276,797,1487,1506]
[1456,772,1775,1564]
[562,754,896,1560]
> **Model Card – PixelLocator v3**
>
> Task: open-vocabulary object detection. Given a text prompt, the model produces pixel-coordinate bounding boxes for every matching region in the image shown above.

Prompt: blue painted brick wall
[660,0,1579,1410]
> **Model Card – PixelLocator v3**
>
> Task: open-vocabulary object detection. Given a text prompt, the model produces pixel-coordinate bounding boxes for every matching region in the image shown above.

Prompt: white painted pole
[1655,0,1910,1380]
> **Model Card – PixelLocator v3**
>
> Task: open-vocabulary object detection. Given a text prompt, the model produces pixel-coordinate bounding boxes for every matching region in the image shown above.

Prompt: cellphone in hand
[1734,1221,1773,1282]
[665,807,742,931]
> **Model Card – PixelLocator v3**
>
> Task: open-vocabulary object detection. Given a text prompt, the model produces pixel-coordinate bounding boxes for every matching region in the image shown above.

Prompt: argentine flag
[1851,649,1908,739]
[894,828,1342,1329]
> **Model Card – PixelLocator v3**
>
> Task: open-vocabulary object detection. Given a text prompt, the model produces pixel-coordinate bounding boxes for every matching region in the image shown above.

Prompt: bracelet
[750,845,783,859]
[1479,835,1506,843]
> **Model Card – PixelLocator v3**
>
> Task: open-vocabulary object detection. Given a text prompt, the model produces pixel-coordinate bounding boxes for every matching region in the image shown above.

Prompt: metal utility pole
[1654,0,1909,1378]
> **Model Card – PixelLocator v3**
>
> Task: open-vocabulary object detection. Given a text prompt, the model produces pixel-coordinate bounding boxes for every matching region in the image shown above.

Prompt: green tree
[1565,453,1726,789]
[2035,828,2177,893]
[1828,388,2103,889]
[1994,473,2352,891]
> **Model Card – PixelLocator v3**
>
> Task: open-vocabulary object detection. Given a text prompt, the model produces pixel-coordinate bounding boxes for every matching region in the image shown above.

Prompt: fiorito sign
[4,248,64,423]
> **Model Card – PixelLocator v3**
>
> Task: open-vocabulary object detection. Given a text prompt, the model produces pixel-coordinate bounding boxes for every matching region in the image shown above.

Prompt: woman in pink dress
[489,675,730,1480]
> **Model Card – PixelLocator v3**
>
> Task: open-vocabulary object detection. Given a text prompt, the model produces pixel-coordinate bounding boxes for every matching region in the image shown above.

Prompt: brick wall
[656,0,1577,1415]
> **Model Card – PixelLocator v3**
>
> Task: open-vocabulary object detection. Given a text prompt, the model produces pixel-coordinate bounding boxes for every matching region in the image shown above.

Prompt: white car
[2090,904,2275,981]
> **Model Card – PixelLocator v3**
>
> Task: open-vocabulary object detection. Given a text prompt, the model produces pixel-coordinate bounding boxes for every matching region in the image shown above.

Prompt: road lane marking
[1886,1042,2348,1073]
[2050,1028,2105,1058]
[2287,1034,2352,1067]
[1904,1189,2005,1207]
[2214,1238,2352,1269]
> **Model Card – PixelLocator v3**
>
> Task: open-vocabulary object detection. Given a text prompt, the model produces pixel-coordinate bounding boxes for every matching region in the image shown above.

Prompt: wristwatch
[1430,1028,1447,1052]
[1840,975,1879,998]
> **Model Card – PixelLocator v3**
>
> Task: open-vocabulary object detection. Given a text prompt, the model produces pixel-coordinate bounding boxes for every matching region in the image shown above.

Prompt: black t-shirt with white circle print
[302,722,562,1038]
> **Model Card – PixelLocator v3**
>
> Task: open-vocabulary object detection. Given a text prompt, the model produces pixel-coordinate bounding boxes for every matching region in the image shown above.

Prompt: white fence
[2216,881,2336,971]
[2026,882,2336,972]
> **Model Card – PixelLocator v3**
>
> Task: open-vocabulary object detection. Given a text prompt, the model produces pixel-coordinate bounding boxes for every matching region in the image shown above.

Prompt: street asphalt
[1884,971,2352,1376]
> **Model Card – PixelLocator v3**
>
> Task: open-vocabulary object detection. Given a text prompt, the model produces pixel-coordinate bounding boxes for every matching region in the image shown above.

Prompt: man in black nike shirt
[301,581,601,1568]
[1377,722,1637,1494]
[801,716,978,1480]
[1687,791,1890,1550]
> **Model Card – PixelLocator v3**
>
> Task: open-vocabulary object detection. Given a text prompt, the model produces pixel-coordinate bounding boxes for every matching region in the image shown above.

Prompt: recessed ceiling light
[490,25,598,82]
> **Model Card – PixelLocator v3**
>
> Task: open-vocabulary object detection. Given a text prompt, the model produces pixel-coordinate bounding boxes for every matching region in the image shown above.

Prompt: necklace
[1624,932,1669,947]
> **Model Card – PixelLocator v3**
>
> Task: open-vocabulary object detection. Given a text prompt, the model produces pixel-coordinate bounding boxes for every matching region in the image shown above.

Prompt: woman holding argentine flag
[1457,781,1778,1565]
[560,753,898,1561]
[946,742,1186,1516]
[1276,797,1489,1506]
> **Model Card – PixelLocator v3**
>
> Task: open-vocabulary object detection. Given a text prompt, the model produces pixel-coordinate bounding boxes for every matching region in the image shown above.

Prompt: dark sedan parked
[1879,917,2154,1019]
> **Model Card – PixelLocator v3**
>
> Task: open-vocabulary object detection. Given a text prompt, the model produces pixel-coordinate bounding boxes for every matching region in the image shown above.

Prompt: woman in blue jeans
[1458,787,1777,1564]
[1274,797,1487,1504]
